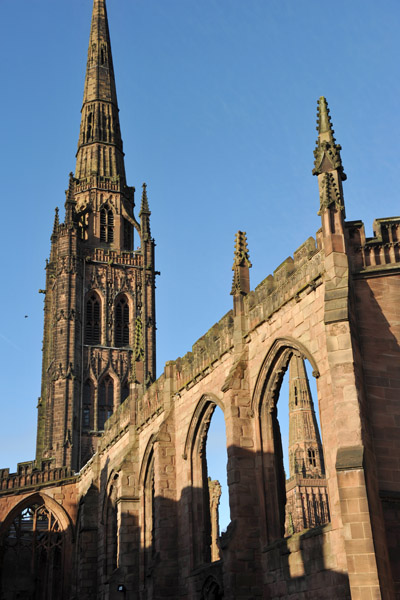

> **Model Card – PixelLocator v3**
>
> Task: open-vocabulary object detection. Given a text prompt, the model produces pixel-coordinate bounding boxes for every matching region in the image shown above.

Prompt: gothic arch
[251,336,320,417]
[0,492,73,537]
[101,472,119,574]
[100,203,114,243]
[183,394,224,461]
[139,435,156,586]
[201,574,224,599]
[252,337,321,543]
[97,373,116,430]
[184,394,226,568]
[139,434,157,486]
[114,292,131,348]
[85,289,103,345]
[0,493,73,600]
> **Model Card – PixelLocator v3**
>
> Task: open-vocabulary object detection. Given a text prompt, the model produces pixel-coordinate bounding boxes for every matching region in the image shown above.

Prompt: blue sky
[0,0,399,516]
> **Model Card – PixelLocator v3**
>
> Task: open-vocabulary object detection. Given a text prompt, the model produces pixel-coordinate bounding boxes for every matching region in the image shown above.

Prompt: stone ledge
[336,446,364,471]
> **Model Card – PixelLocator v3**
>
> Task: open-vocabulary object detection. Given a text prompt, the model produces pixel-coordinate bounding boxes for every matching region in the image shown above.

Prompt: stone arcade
[1,1,399,599]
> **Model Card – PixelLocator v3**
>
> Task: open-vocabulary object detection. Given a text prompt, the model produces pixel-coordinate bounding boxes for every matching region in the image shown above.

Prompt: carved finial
[231,231,251,296]
[233,231,252,268]
[139,182,150,216]
[313,97,346,180]
[316,96,333,136]
[53,207,59,234]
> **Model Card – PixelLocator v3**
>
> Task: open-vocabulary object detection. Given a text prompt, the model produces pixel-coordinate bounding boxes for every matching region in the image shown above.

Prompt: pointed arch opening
[253,338,329,543]
[139,437,156,585]
[185,395,229,567]
[115,294,130,347]
[104,475,119,575]
[85,292,101,345]
[100,205,114,243]
[0,494,71,600]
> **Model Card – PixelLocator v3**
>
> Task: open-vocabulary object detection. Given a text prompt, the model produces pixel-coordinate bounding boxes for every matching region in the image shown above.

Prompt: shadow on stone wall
[351,278,400,597]
[0,453,352,600]
[70,445,352,600]
[0,451,354,599]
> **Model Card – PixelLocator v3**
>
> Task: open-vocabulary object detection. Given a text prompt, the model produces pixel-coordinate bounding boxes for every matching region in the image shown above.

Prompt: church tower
[35,0,156,472]
[285,354,329,535]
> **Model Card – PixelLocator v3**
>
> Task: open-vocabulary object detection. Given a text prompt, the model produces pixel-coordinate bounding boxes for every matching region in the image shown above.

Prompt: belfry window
[100,206,114,243]
[115,296,129,347]
[98,375,114,430]
[85,293,101,345]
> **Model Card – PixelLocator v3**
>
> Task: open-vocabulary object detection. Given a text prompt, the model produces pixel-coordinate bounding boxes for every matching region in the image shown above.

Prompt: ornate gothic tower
[285,355,329,535]
[35,0,156,472]
[287,354,324,479]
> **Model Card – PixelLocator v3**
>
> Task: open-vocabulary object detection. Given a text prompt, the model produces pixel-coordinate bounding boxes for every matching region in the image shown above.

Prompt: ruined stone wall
[1,219,400,598]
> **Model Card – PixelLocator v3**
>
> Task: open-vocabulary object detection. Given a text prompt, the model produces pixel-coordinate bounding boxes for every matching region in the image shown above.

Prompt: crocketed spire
[75,0,126,181]
[231,231,252,296]
[313,97,346,181]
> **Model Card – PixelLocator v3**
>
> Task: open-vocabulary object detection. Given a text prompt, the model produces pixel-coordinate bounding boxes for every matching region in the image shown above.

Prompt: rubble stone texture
[0,1,399,599]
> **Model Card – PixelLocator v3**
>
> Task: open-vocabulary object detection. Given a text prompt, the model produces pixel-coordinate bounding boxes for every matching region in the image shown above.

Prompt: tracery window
[85,293,101,345]
[100,206,114,243]
[115,296,129,347]
[0,502,63,599]
[98,375,114,430]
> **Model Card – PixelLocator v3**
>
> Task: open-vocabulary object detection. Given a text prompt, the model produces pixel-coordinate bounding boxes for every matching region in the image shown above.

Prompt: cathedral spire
[75,0,126,181]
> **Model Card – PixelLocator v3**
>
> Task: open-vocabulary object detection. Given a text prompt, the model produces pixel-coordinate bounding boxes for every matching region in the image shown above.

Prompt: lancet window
[100,206,114,243]
[85,293,101,345]
[115,296,130,347]
[98,375,114,430]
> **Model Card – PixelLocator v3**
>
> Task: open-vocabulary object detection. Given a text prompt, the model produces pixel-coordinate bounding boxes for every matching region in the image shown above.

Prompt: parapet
[346,217,400,272]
